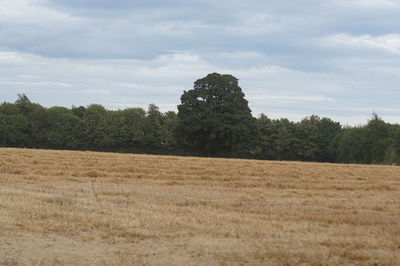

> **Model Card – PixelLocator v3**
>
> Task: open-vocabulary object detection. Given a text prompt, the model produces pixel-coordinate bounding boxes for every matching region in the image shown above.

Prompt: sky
[0,0,399,125]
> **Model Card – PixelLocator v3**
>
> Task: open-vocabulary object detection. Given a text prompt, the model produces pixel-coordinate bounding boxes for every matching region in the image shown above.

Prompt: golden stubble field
[0,148,399,265]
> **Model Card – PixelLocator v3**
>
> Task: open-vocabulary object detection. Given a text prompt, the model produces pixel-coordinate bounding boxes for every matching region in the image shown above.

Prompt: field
[0,148,399,265]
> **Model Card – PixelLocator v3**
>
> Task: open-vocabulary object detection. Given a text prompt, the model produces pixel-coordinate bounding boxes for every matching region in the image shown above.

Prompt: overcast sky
[0,0,399,125]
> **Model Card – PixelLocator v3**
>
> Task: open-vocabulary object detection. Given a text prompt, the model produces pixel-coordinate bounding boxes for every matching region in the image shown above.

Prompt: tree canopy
[177,73,257,157]
[0,75,399,165]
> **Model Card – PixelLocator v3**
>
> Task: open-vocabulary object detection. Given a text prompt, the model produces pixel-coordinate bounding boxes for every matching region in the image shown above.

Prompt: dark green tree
[102,108,146,149]
[15,94,33,115]
[364,113,391,164]
[163,111,179,148]
[318,117,342,162]
[72,106,86,118]
[392,127,400,164]
[82,104,108,148]
[0,103,30,146]
[121,108,146,146]
[295,116,341,162]
[143,104,167,148]
[0,102,20,116]
[256,115,297,160]
[14,94,46,146]
[144,104,175,149]
[337,126,367,164]
[177,73,257,157]
[102,110,127,148]
[43,107,82,149]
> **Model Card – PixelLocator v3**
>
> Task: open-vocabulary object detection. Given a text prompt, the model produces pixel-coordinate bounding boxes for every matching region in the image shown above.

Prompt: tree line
[1,73,399,165]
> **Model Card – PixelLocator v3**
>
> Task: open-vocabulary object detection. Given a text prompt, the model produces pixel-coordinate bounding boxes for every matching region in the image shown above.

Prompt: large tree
[177,73,257,157]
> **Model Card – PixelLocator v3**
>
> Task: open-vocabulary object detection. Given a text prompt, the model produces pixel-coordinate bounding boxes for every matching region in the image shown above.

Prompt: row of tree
[1,73,399,165]
[0,94,178,154]
[255,113,400,164]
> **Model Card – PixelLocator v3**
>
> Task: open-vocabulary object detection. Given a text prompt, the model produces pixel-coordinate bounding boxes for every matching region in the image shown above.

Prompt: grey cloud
[46,0,201,10]
[0,0,399,125]
[4,0,399,61]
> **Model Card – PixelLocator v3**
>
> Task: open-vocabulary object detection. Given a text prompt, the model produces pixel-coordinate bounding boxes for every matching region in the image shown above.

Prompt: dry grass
[0,148,399,265]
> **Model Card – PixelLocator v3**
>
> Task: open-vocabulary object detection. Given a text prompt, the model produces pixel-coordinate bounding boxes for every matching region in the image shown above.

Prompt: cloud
[324,34,400,53]
[248,95,335,103]
[0,81,71,87]
[336,0,399,8]
[0,0,399,125]
[2,48,396,125]
[0,0,85,24]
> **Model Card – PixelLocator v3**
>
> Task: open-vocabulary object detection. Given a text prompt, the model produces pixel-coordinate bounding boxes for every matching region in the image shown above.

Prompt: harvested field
[0,148,399,265]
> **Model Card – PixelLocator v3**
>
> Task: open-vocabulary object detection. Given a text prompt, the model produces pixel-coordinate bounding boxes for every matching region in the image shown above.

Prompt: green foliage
[143,104,165,147]
[256,116,297,160]
[162,111,179,148]
[255,115,341,162]
[177,73,257,157]
[100,107,147,149]
[26,103,47,147]
[0,102,20,115]
[0,103,28,146]
[43,107,82,148]
[82,104,108,148]
[72,106,86,118]
[394,128,400,158]
[121,108,147,145]
[294,116,341,162]
[11,95,47,146]
[336,114,397,165]
[383,126,400,164]
[364,113,391,163]
[0,78,398,165]
[15,93,33,115]
[337,127,366,164]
